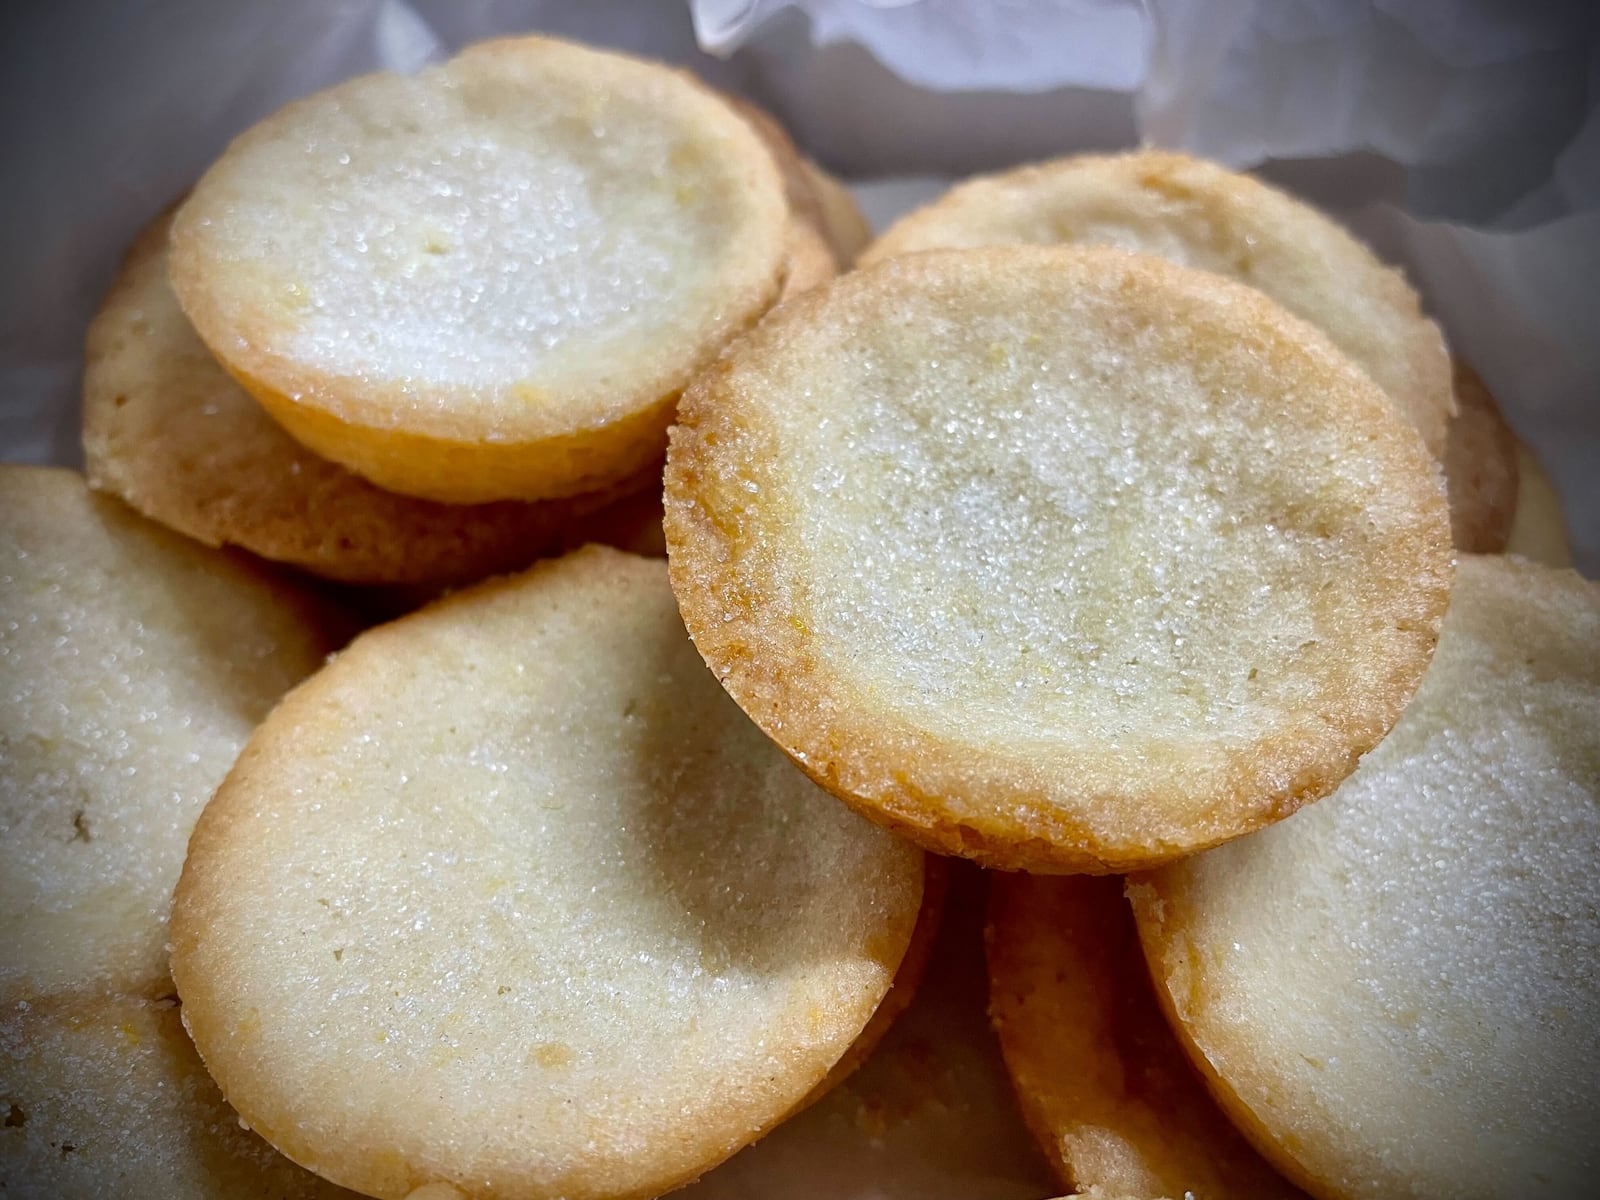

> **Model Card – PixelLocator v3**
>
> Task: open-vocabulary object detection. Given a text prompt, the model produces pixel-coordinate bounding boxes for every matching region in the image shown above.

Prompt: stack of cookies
[3,31,1594,1200]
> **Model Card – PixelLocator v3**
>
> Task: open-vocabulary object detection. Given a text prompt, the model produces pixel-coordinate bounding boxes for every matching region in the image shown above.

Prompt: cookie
[170,36,789,504]
[1130,555,1600,1200]
[666,246,1453,873]
[863,151,1453,457]
[719,95,841,297]
[1442,362,1518,552]
[987,873,1304,1199]
[726,96,833,251]
[0,466,339,1002]
[786,856,946,1115]
[0,994,358,1200]
[170,547,928,1200]
[84,210,663,587]
[1506,442,1573,567]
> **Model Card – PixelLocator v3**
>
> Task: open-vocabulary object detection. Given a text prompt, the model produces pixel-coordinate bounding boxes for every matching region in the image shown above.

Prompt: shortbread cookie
[1442,362,1518,552]
[0,466,339,1001]
[1506,443,1573,567]
[170,547,927,1200]
[987,874,1303,1199]
[170,36,789,504]
[1130,555,1600,1200]
[726,96,833,251]
[0,994,358,1199]
[863,151,1453,457]
[85,211,661,587]
[666,247,1452,873]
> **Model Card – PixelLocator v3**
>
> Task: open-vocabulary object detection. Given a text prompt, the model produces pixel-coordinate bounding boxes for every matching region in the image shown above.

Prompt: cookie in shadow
[171,546,928,1200]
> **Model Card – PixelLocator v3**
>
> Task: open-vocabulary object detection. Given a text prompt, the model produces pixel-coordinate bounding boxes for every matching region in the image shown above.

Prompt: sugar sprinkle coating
[0,466,339,1002]
[170,36,790,504]
[0,994,359,1199]
[666,246,1452,872]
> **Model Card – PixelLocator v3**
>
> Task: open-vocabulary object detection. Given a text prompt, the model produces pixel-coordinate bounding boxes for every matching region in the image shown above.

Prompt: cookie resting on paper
[1131,555,1600,1200]
[170,547,927,1200]
[665,245,1452,872]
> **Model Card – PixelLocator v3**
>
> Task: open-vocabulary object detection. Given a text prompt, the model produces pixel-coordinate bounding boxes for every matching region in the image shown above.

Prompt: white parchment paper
[0,4,1594,1191]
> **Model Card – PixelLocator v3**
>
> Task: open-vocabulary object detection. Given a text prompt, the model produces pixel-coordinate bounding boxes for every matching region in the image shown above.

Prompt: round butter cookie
[169,36,789,505]
[1442,362,1518,553]
[987,873,1304,1199]
[170,547,927,1200]
[0,466,339,1002]
[666,246,1452,873]
[862,151,1453,457]
[0,994,358,1200]
[85,210,662,587]
[1130,555,1600,1200]
[725,96,833,250]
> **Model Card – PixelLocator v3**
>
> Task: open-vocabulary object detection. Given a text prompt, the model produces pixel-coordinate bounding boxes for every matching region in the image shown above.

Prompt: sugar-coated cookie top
[171,547,925,1200]
[666,246,1452,872]
[83,211,644,587]
[1440,361,1518,553]
[1132,555,1600,1200]
[864,151,1453,457]
[170,36,788,438]
[0,466,337,1001]
[0,995,358,1199]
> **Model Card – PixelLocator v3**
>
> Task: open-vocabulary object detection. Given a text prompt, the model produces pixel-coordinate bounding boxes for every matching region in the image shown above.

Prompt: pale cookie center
[208,99,734,406]
[777,328,1370,749]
